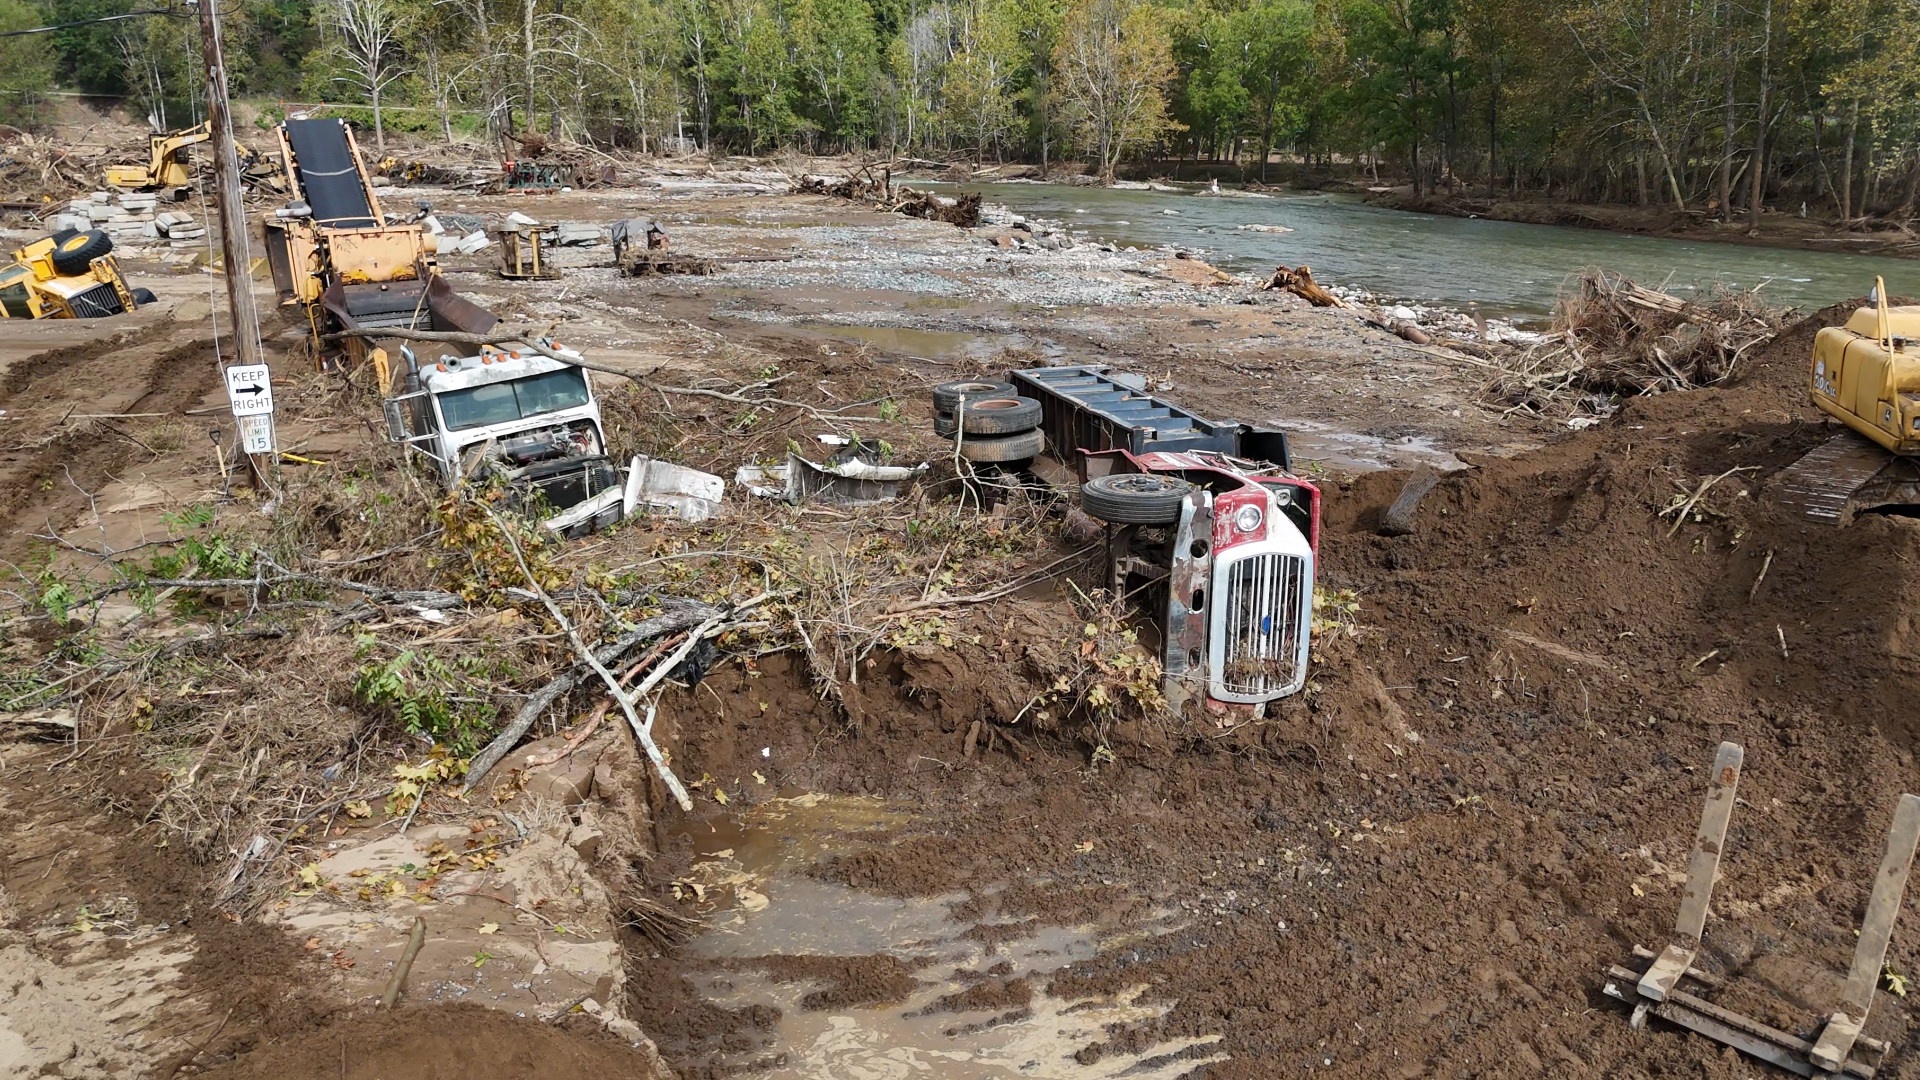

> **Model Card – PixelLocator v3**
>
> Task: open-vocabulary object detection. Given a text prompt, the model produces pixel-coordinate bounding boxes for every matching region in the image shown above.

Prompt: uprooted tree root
[1485,268,1786,418]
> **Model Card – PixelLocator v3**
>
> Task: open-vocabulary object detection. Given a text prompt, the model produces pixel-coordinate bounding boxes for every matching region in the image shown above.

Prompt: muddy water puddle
[671,794,1221,1078]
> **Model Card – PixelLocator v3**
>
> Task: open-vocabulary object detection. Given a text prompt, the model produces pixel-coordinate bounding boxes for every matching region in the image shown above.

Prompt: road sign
[237,413,275,455]
[224,364,273,416]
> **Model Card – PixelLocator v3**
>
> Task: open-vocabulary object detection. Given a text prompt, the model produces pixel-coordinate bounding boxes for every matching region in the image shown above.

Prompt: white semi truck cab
[381,345,639,537]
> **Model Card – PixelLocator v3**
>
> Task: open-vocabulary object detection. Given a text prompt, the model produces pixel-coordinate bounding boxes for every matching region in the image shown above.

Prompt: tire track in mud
[0,327,219,561]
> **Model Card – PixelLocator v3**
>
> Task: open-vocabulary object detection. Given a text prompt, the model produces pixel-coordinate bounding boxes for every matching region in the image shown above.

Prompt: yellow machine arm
[106,121,213,190]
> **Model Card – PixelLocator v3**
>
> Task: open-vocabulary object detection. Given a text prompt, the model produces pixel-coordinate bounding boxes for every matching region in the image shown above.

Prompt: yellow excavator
[1777,277,1920,523]
[105,121,211,195]
[0,229,152,318]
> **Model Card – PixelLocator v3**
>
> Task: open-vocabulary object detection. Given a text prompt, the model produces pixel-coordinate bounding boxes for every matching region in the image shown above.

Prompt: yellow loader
[0,229,154,319]
[1778,277,1920,523]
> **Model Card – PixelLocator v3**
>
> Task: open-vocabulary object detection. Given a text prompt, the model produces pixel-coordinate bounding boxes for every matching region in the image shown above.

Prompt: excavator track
[1774,431,1913,525]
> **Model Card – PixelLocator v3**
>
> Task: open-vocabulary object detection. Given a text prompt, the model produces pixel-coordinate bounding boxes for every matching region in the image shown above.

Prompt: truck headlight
[1233,504,1264,534]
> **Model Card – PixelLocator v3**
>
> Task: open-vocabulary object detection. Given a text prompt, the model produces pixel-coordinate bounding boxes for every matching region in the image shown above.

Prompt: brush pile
[1486,268,1786,417]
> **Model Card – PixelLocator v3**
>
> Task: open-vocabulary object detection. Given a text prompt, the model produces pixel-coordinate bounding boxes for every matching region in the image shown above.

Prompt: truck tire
[130,287,157,306]
[959,427,1043,463]
[51,230,113,275]
[933,410,958,437]
[50,228,79,245]
[959,396,1042,436]
[933,379,1014,413]
[1081,472,1194,525]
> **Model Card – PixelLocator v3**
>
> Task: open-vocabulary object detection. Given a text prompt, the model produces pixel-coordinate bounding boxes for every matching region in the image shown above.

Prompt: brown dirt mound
[195,1003,664,1080]
[630,298,1920,1077]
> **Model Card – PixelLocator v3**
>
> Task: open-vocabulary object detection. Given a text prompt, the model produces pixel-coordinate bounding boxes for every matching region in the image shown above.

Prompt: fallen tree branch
[461,603,719,790]
[476,501,695,810]
[379,917,428,1008]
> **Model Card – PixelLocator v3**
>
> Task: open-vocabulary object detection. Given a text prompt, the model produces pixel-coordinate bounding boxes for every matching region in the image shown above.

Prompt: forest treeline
[2,0,1917,217]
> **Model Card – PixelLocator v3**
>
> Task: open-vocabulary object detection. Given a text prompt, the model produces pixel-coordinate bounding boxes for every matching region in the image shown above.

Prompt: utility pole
[195,0,273,491]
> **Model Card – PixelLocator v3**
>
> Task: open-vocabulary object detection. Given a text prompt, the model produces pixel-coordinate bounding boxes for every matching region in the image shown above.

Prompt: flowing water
[962,182,1919,319]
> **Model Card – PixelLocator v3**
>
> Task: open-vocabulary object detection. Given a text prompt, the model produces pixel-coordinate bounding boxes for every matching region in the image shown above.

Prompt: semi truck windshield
[439,368,590,430]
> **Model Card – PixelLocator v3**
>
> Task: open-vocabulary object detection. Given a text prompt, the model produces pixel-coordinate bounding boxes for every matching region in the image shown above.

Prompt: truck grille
[1215,550,1310,699]
[69,283,124,318]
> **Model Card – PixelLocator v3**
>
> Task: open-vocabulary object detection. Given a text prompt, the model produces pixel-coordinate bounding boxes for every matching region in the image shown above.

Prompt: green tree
[1053,0,1178,178]
[0,0,53,126]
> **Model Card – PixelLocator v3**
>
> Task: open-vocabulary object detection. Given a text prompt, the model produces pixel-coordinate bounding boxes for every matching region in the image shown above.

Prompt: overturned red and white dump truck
[941,366,1320,717]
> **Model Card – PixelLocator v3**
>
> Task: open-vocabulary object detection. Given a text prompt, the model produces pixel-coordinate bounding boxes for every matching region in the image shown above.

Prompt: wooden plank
[1640,742,1742,1002]
[1676,742,1744,940]
[1812,793,1920,1071]
[1606,965,1879,1078]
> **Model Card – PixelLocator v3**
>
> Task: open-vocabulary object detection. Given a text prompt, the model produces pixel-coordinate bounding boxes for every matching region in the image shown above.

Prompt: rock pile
[52,191,207,250]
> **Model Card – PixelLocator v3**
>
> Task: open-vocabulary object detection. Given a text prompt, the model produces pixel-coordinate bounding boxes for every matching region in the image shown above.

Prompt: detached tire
[1081,472,1195,525]
[959,396,1042,436]
[959,427,1044,463]
[933,379,1014,413]
[933,410,958,437]
[51,230,113,275]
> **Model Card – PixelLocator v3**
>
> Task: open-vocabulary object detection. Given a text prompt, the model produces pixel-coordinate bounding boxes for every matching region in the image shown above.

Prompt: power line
[0,9,180,38]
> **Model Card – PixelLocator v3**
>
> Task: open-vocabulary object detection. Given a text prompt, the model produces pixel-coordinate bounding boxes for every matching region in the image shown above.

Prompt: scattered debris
[630,456,726,522]
[783,437,927,505]
[1378,467,1440,536]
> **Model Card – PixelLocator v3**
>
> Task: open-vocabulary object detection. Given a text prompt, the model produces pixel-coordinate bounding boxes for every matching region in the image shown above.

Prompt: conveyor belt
[283,118,376,227]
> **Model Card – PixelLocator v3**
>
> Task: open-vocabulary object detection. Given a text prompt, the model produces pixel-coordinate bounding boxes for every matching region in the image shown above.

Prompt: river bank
[1361,186,1920,260]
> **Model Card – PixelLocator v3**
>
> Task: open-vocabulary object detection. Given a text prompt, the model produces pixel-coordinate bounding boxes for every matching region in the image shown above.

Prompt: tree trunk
[372,82,385,151]
[1485,77,1496,200]
[1841,98,1859,219]
[1746,0,1771,234]
[1718,0,1733,221]
[523,0,538,136]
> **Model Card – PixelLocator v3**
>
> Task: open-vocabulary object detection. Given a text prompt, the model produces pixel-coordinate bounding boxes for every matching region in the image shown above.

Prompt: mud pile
[631,300,1920,1078]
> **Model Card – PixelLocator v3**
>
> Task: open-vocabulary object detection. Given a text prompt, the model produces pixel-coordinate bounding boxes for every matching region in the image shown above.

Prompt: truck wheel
[51,230,113,275]
[131,288,157,306]
[933,410,957,437]
[932,379,1014,413]
[959,396,1042,436]
[959,427,1043,463]
[1081,473,1194,525]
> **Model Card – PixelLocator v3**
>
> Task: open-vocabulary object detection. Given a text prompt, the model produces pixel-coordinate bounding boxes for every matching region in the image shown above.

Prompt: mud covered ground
[626,303,1920,1079]
[3,160,1917,1080]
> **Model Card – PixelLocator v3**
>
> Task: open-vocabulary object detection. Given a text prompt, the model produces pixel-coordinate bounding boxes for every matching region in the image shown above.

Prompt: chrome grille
[1216,550,1309,698]
[68,283,123,318]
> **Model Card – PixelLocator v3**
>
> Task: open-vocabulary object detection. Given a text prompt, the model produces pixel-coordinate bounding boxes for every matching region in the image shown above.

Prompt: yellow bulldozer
[105,122,211,195]
[1777,277,1920,523]
[0,229,153,319]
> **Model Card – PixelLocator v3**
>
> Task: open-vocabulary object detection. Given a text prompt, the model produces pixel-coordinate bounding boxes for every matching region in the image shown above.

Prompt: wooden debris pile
[1487,268,1785,416]
[1258,264,1348,307]
[0,131,111,201]
[793,164,982,227]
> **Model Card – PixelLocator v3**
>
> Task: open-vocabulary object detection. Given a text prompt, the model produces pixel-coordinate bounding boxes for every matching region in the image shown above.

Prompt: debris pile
[1486,268,1786,416]
[794,164,983,227]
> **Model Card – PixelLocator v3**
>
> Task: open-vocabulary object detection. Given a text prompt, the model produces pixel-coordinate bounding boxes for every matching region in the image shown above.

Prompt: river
[959,182,1918,320]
